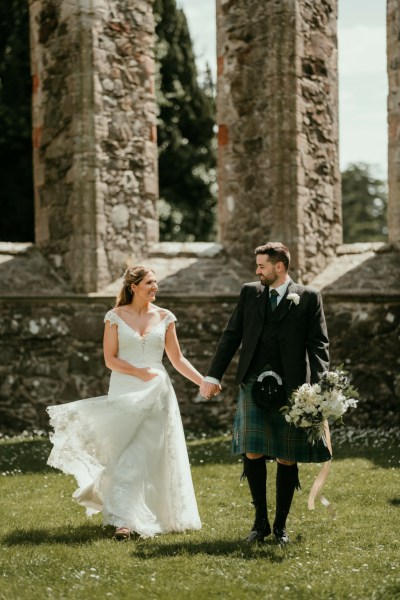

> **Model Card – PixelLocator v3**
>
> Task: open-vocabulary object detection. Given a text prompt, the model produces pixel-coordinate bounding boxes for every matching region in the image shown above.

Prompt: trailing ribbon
[308,421,336,518]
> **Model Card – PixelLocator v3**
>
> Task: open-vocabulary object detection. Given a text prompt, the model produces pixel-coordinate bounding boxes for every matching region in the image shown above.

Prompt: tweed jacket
[207,279,329,393]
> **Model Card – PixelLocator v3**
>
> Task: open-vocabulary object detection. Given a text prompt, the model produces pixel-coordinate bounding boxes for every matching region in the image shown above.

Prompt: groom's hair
[254,242,290,271]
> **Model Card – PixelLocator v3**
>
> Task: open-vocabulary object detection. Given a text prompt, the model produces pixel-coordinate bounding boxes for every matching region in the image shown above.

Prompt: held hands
[137,367,159,382]
[200,380,222,400]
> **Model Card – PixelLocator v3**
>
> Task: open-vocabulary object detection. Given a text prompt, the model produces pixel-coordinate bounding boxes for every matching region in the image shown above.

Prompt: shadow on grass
[190,437,400,471]
[2,523,114,546]
[3,524,294,561]
[0,439,52,473]
[388,497,400,507]
[329,442,400,468]
[1,432,399,477]
[131,535,302,562]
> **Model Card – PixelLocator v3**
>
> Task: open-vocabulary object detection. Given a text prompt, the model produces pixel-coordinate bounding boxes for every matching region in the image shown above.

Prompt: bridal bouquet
[281,366,358,444]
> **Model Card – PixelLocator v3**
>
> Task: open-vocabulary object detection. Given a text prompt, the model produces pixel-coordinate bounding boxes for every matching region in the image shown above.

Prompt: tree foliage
[0,0,34,241]
[341,163,387,244]
[154,0,217,241]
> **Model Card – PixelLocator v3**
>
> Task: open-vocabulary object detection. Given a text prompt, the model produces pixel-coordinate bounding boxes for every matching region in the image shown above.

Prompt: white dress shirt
[204,277,290,385]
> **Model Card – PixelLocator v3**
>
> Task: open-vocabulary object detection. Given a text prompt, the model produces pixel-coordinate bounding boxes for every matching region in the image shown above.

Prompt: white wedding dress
[47,309,201,538]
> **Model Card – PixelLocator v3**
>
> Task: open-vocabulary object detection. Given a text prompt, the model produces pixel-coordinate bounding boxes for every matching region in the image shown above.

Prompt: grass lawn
[0,428,399,600]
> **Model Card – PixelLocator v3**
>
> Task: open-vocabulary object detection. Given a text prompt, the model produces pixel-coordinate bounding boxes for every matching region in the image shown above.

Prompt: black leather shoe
[273,527,290,545]
[246,519,271,544]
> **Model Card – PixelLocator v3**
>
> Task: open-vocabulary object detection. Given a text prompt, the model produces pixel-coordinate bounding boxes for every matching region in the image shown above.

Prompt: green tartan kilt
[231,380,331,463]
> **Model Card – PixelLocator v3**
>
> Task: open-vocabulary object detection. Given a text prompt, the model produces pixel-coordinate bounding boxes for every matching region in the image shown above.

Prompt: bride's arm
[103,322,157,381]
[164,323,203,386]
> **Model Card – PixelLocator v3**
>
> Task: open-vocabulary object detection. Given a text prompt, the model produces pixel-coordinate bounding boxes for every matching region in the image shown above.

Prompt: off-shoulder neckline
[107,310,174,339]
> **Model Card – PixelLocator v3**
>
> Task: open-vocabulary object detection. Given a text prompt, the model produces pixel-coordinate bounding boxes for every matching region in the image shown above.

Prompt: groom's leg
[273,459,300,545]
[243,453,271,543]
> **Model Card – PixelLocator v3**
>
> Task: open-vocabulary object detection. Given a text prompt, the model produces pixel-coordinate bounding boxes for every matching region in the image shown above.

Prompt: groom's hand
[200,380,221,399]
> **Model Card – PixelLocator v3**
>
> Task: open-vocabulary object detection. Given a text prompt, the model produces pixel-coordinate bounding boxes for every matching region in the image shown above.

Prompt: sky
[177,0,387,179]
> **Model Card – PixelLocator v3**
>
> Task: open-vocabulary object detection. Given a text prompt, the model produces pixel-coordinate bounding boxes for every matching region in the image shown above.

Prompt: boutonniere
[287,292,300,306]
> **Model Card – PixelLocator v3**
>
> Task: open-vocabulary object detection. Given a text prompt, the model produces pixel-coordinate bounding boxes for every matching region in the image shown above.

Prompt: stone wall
[216,0,341,282]
[387,0,400,246]
[2,0,396,436]
[324,298,400,428]
[1,283,399,435]
[29,0,158,293]
[0,295,239,434]
[297,0,341,275]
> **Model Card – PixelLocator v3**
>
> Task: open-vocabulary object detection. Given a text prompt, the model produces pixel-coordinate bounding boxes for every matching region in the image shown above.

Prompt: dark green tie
[269,288,279,312]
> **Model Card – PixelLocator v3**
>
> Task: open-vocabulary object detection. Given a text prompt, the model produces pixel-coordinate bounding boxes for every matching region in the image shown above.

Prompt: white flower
[287,292,300,305]
[281,366,358,444]
[346,398,358,408]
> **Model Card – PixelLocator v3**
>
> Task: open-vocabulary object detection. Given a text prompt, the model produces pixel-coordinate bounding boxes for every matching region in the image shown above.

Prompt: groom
[200,242,331,544]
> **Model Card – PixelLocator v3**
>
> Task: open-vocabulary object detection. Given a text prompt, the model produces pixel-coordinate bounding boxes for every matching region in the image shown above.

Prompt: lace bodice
[104,309,176,368]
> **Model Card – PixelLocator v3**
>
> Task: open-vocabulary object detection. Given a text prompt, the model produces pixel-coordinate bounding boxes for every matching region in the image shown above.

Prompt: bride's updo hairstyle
[115,266,153,307]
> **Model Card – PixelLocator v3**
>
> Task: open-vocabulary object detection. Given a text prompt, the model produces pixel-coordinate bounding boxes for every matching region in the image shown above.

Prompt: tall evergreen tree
[154,0,217,241]
[341,163,387,243]
[0,0,34,241]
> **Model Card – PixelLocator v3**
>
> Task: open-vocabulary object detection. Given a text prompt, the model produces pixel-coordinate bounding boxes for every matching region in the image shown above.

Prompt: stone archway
[28,0,344,293]
[19,0,400,294]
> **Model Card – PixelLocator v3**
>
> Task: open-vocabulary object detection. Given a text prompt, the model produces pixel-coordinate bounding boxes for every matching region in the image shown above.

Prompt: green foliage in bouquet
[281,366,359,444]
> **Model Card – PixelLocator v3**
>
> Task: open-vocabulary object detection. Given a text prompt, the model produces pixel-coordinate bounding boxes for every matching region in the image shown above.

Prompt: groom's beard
[260,273,278,287]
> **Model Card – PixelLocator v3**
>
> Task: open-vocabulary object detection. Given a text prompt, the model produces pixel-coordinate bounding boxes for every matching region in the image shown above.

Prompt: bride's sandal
[114,527,130,540]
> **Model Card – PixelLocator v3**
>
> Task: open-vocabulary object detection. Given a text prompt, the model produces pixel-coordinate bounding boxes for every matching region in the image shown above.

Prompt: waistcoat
[246,298,284,378]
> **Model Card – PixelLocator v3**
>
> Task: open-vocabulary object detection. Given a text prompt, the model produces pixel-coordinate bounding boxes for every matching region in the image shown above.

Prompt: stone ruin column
[387,0,400,247]
[216,0,341,282]
[29,0,159,293]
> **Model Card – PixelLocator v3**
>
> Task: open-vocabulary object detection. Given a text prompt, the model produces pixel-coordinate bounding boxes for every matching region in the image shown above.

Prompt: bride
[47,266,204,539]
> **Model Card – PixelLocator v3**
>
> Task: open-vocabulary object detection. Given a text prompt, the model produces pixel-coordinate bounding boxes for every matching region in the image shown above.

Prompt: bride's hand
[137,367,159,382]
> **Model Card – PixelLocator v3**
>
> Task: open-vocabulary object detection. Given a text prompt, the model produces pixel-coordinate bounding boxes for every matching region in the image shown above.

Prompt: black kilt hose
[231,379,331,463]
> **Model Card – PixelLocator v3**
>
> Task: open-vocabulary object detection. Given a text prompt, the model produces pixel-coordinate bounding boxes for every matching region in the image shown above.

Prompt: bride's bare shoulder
[151,305,171,320]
